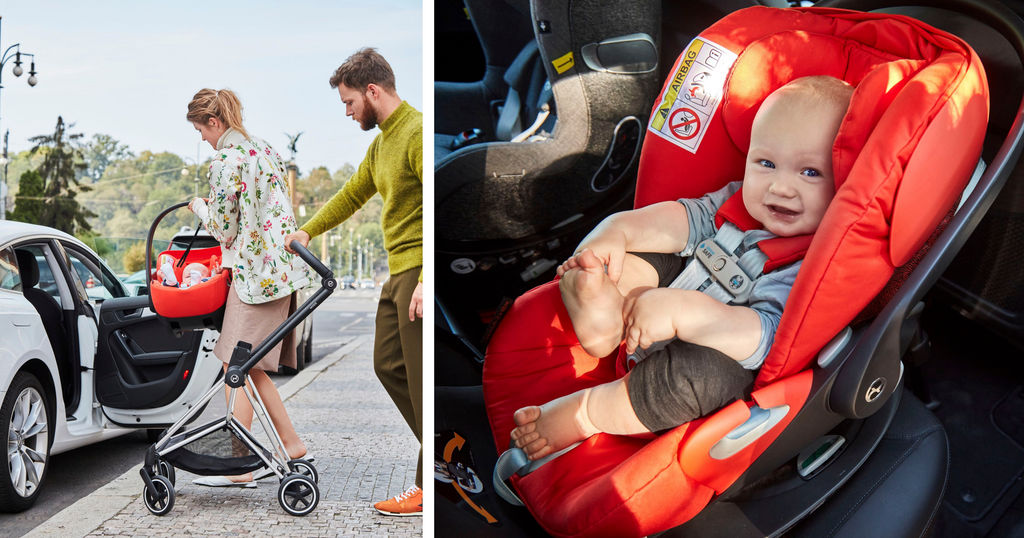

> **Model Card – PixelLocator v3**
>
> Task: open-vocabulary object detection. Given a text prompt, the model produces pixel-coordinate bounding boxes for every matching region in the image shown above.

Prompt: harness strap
[493,440,585,506]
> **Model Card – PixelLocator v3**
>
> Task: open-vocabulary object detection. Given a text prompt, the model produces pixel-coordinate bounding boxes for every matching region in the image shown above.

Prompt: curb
[21,334,372,538]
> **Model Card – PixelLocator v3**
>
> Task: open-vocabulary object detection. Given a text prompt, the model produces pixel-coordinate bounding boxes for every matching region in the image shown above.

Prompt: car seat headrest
[15,249,40,289]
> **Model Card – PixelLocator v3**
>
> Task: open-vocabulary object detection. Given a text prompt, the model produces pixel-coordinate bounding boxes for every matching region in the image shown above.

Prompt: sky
[0,0,423,174]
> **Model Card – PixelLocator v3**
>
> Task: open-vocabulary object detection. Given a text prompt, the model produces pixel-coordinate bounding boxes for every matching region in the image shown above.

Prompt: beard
[357,95,380,131]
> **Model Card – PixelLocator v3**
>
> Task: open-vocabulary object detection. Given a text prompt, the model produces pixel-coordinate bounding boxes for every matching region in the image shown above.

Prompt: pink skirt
[213,289,297,371]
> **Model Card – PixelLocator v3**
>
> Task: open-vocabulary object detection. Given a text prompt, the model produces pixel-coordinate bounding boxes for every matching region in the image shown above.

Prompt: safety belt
[496,41,541,141]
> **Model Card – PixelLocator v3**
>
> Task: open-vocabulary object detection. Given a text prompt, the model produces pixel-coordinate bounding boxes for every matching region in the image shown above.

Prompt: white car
[0,222,223,512]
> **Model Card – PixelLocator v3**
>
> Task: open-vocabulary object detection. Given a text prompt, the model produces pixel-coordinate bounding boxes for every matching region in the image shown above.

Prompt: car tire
[0,372,52,513]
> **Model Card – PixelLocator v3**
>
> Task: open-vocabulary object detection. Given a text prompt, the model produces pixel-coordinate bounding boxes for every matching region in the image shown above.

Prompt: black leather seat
[16,249,72,401]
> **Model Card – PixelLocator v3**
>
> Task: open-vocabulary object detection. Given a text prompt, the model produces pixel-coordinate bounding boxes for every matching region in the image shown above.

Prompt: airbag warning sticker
[649,37,737,154]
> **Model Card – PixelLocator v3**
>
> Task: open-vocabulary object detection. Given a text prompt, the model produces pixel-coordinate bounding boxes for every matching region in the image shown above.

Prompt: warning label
[649,38,738,153]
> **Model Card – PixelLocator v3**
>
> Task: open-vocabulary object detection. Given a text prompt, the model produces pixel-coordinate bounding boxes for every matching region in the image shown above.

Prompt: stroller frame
[139,230,337,517]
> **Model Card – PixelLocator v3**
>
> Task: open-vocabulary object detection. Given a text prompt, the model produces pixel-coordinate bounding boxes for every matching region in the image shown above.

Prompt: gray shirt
[676,181,801,370]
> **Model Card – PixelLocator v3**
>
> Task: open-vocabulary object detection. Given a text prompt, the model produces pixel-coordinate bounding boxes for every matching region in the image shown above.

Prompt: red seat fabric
[484,6,988,538]
[149,246,230,320]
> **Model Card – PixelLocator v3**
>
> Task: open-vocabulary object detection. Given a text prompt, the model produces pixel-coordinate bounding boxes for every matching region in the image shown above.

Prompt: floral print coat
[191,128,312,304]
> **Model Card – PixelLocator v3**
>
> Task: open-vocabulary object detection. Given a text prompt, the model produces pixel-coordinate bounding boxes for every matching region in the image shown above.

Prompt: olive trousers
[373,267,423,488]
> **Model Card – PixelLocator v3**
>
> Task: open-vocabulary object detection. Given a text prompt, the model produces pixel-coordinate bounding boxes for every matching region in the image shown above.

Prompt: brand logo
[700,242,715,258]
[865,378,886,403]
[729,275,744,289]
[230,374,240,384]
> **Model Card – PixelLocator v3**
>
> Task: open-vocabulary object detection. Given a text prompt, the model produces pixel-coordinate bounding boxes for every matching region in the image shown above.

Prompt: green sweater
[301,101,423,281]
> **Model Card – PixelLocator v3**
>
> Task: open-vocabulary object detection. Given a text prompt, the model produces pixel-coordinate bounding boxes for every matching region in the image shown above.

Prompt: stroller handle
[290,240,333,280]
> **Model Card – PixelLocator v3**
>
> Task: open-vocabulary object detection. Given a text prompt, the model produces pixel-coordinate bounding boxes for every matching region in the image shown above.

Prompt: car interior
[13,243,82,416]
[435,1,1024,537]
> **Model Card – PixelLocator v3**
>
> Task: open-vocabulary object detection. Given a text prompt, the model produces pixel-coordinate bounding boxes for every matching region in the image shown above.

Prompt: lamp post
[0,17,39,220]
[0,130,8,220]
[182,150,202,228]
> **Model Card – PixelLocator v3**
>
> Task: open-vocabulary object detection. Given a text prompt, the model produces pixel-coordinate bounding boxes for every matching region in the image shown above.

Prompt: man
[285,47,423,516]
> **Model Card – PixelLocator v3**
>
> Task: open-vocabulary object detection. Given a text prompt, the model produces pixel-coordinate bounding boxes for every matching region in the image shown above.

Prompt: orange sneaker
[373,485,422,517]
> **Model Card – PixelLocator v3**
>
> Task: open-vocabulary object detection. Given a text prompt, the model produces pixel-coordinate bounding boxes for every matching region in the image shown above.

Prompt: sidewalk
[24,334,421,538]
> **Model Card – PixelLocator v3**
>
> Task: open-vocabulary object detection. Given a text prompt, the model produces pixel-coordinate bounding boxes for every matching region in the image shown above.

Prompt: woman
[186,88,313,487]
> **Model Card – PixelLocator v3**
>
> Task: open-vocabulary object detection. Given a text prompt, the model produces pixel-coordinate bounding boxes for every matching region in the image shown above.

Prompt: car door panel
[57,242,215,425]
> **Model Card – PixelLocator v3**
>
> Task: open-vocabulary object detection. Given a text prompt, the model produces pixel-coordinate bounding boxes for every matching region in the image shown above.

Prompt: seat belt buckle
[694,239,754,303]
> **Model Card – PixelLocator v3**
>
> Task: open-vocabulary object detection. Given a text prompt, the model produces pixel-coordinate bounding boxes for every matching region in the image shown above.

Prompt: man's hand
[409,281,423,321]
[284,230,311,255]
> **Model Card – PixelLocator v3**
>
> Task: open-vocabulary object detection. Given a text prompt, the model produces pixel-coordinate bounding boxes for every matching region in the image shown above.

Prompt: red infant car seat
[145,203,232,335]
[483,6,989,538]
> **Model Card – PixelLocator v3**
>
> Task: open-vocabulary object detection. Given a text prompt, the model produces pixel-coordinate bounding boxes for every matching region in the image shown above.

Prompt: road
[0,288,381,538]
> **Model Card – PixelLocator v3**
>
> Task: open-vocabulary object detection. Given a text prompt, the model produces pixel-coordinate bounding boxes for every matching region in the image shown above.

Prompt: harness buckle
[695,239,754,303]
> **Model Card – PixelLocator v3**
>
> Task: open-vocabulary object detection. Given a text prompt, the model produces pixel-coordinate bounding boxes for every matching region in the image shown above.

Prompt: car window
[65,249,128,301]
[0,247,21,292]
[16,245,62,307]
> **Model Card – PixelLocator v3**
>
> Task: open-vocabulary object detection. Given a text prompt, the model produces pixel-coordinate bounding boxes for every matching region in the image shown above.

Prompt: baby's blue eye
[759,159,775,169]
[802,169,820,177]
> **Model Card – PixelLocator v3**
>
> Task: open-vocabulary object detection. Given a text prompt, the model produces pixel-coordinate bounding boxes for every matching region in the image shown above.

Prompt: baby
[511,76,854,461]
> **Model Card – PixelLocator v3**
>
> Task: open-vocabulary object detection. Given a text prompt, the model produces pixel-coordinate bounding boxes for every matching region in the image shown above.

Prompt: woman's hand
[409,281,424,321]
[283,230,311,255]
[623,288,682,355]
[187,198,208,213]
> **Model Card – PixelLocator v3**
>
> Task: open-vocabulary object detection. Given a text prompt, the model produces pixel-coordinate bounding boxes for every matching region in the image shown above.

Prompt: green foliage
[28,117,96,234]
[81,134,134,183]
[9,170,45,224]
[122,241,146,273]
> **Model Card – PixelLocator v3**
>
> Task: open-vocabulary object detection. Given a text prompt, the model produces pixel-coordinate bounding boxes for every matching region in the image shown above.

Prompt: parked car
[120,269,149,297]
[0,221,223,512]
[359,278,375,290]
[340,275,356,290]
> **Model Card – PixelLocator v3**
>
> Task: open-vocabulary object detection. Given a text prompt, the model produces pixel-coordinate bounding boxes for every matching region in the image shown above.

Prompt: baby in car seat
[510,76,854,461]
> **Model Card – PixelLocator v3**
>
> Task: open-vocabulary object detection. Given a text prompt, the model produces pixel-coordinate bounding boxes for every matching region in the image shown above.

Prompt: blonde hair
[186,89,250,140]
[775,76,854,112]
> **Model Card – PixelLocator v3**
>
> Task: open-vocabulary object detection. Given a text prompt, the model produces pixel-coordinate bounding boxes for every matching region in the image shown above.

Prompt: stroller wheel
[288,458,319,484]
[278,474,319,516]
[143,475,175,516]
[155,459,176,487]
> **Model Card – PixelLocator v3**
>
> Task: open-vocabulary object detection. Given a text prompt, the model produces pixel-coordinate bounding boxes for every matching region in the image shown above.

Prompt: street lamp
[0,18,39,220]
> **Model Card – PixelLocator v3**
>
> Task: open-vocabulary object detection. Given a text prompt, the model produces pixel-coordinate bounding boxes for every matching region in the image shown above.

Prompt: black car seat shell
[436,0,662,243]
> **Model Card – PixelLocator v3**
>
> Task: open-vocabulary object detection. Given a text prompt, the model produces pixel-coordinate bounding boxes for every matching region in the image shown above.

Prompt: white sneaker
[192,476,256,488]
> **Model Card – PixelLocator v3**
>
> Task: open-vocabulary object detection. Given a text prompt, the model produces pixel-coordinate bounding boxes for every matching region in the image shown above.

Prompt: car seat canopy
[483,6,989,538]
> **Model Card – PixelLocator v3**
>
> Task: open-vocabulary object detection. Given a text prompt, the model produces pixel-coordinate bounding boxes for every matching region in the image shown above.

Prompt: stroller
[138,202,337,517]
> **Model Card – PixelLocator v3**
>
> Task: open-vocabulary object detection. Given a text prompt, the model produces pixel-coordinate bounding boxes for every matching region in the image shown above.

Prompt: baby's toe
[513,406,542,427]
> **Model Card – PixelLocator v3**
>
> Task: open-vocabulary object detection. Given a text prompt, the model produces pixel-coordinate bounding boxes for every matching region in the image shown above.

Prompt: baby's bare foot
[510,391,599,461]
[560,250,626,358]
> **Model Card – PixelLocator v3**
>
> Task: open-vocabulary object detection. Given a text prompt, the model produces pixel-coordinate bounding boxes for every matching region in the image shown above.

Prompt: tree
[81,134,134,183]
[122,241,146,273]
[9,170,44,223]
[29,117,96,234]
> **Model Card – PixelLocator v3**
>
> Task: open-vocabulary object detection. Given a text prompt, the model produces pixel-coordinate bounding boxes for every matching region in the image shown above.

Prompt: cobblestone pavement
[84,337,421,537]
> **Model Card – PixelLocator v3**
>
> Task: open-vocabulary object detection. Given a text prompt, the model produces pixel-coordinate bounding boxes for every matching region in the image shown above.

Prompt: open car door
[54,240,222,429]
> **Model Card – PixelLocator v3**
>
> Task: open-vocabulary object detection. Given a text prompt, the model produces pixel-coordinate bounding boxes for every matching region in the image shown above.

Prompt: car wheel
[0,372,51,513]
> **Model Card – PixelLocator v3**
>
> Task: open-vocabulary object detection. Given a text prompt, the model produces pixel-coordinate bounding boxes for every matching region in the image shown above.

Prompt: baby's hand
[624,289,681,354]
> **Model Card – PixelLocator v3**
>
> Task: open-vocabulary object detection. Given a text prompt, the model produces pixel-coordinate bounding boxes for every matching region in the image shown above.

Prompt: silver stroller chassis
[139,239,337,517]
